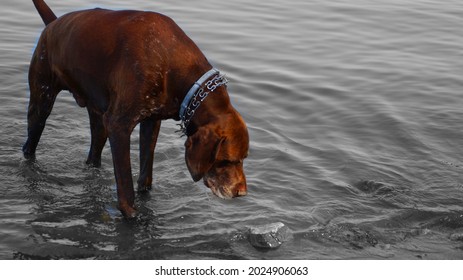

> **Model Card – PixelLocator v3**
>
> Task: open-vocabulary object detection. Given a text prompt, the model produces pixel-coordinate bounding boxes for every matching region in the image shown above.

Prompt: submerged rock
[248,222,292,249]
[450,233,463,241]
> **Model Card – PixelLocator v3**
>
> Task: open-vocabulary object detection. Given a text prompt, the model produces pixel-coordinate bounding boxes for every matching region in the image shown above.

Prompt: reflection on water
[1,0,463,259]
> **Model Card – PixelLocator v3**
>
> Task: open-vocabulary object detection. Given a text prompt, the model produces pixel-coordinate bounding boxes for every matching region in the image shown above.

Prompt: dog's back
[34,7,209,112]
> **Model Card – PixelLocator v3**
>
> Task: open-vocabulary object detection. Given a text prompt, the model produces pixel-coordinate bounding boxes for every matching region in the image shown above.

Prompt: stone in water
[450,233,463,241]
[248,222,291,249]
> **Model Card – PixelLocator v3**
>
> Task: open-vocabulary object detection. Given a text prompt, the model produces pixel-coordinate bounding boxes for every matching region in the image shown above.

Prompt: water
[1,0,463,259]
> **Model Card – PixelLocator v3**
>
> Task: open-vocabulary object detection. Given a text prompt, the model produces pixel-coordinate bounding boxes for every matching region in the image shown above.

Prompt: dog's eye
[216,160,231,167]
[216,159,241,167]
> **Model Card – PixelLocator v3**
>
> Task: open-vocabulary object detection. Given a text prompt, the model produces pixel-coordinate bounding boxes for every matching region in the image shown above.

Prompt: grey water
[1,0,463,259]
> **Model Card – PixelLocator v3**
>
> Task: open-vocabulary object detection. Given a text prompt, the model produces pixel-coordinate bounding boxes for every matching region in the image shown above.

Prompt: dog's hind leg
[23,53,60,159]
[86,108,108,167]
[137,117,161,192]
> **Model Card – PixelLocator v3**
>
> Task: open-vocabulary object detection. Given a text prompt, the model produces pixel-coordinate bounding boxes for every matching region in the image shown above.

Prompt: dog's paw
[137,183,152,193]
[22,143,36,160]
[118,203,138,220]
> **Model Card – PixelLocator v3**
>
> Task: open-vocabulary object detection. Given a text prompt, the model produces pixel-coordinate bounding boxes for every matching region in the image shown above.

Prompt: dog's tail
[32,0,57,25]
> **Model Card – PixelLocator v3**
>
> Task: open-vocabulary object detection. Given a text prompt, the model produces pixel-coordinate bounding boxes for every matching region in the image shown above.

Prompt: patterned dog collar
[178,68,228,135]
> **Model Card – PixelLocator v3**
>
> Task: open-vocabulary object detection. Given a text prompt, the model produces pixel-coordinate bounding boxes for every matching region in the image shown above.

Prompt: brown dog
[24,0,249,218]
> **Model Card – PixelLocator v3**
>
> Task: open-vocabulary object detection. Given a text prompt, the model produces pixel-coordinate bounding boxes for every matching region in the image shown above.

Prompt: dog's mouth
[203,176,233,199]
[203,175,247,199]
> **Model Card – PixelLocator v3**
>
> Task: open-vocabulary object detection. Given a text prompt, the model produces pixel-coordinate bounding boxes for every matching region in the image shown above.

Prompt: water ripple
[1,0,463,259]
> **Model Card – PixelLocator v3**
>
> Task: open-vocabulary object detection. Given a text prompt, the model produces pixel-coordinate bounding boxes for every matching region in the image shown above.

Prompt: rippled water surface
[1,0,463,259]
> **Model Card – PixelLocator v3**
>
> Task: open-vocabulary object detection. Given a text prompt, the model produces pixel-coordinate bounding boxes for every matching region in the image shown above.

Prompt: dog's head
[185,112,249,198]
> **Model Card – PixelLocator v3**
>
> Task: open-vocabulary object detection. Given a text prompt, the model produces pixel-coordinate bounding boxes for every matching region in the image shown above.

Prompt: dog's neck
[178,68,228,136]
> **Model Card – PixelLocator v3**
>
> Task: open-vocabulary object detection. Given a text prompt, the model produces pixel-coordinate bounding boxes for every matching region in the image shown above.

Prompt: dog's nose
[235,183,247,197]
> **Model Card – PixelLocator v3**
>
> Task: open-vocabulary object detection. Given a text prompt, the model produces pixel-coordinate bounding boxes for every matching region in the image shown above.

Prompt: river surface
[1,0,463,259]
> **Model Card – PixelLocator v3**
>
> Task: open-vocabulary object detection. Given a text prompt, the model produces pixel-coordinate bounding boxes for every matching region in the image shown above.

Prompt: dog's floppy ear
[185,126,224,182]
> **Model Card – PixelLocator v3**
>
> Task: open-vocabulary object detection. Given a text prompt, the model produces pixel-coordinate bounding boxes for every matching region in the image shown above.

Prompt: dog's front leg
[137,117,161,192]
[105,115,137,218]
